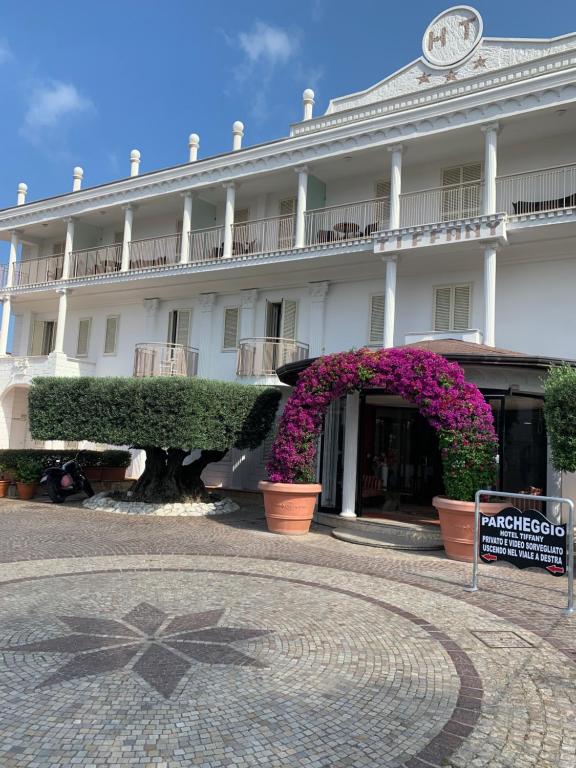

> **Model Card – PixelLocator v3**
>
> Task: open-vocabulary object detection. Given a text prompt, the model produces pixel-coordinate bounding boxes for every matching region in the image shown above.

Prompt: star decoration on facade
[417,72,431,85]
[1,603,272,698]
[444,70,458,82]
[473,55,488,69]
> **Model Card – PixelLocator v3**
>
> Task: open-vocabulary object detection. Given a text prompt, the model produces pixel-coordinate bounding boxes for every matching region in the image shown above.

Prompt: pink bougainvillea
[267,347,498,501]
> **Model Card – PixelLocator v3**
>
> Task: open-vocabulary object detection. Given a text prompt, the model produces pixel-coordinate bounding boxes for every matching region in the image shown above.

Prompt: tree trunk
[129,447,227,504]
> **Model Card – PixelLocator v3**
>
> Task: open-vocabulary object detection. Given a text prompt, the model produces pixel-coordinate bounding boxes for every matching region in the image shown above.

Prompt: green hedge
[0,449,132,471]
[29,377,281,452]
[544,364,576,472]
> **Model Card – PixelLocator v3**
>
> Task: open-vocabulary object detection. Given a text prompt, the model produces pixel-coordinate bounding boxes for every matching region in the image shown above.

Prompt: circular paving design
[0,565,473,767]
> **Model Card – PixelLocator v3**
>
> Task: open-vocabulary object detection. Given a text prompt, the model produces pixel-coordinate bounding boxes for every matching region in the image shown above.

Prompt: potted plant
[0,463,10,497]
[14,459,43,501]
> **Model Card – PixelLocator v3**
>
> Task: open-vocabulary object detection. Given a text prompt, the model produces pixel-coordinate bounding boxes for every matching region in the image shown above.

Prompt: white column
[6,231,20,288]
[295,166,308,248]
[388,145,403,229]
[483,244,497,347]
[222,184,236,259]
[53,289,69,355]
[482,122,499,216]
[308,281,329,357]
[188,133,199,162]
[383,256,398,348]
[240,289,258,340]
[121,205,134,271]
[0,296,11,356]
[340,391,360,518]
[180,192,194,263]
[197,293,216,378]
[62,217,75,279]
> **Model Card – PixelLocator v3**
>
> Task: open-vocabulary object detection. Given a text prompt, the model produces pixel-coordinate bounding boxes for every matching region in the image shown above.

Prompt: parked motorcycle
[40,458,95,503]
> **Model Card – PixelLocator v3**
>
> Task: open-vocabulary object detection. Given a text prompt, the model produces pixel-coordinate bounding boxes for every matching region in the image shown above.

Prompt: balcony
[0,354,96,388]
[129,233,181,269]
[71,244,122,278]
[232,214,296,255]
[13,253,64,286]
[496,163,576,217]
[399,181,483,229]
[236,337,309,377]
[133,342,199,377]
[305,196,389,245]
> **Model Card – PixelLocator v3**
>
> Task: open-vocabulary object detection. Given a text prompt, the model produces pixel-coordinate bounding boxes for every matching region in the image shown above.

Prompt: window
[223,307,240,350]
[52,241,66,256]
[167,310,192,347]
[104,316,119,355]
[441,163,482,221]
[433,284,471,331]
[29,320,56,356]
[234,208,250,224]
[76,318,92,357]
[369,294,385,345]
[375,180,391,199]
[266,299,298,340]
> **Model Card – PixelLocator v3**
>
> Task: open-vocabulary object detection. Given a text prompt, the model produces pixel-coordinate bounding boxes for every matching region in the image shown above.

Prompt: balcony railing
[133,342,199,377]
[232,213,296,255]
[399,181,483,229]
[13,253,64,286]
[496,163,576,216]
[305,196,389,245]
[71,244,122,278]
[189,225,226,263]
[129,233,181,269]
[236,337,309,377]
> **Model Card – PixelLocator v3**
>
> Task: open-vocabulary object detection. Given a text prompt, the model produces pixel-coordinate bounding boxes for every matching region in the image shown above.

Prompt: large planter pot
[0,479,10,497]
[16,482,38,501]
[84,467,103,482]
[258,481,322,535]
[432,496,507,562]
[101,467,127,482]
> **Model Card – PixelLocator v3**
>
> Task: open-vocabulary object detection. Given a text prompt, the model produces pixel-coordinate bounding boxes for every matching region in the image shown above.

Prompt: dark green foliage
[0,449,131,471]
[14,459,44,484]
[29,377,280,452]
[544,364,576,472]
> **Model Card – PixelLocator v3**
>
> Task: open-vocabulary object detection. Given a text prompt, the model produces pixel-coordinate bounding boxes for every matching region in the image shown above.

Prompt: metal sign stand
[465,489,574,616]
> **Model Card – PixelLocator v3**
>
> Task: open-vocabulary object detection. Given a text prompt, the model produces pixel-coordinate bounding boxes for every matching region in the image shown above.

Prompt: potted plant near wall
[261,346,499,547]
[14,459,43,501]
[0,463,10,497]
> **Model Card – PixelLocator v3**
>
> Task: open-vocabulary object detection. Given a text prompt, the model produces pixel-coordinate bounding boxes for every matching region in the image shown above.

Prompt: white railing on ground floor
[305,196,389,245]
[496,163,576,216]
[129,233,181,269]
[232,214,296,254]
[13,253,64,285]
[189,225,226,263]
[399,181,483,229]
[236,337,310,377]
[133,343,199,377]
[71,244,122,278]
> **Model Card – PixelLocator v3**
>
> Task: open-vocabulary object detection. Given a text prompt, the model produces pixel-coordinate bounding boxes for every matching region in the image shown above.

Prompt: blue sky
[1,0,576,212]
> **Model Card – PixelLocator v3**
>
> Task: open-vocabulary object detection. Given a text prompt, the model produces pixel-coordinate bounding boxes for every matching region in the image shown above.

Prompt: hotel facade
[1,5,575,517]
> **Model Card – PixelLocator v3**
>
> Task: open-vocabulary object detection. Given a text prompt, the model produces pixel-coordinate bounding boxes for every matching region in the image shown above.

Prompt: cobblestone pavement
[0,496,574,767]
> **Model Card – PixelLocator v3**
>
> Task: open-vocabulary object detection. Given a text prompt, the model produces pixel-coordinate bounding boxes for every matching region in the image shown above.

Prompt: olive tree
[29,377,280,503]
[544,364,576,472]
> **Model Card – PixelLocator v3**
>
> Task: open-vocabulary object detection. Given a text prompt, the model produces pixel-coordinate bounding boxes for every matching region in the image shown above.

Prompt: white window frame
[103,315,120,356]
[222,306,240,352]
[432,283,473,332]
[76,317,92,358]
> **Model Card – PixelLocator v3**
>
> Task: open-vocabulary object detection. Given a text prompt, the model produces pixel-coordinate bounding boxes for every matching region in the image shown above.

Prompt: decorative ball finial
[188,133,200,162]
[232,121,244,151]
[130,149,141,177]
[303,89,315,120]
[17,182,28,205]
[72,166,84,191]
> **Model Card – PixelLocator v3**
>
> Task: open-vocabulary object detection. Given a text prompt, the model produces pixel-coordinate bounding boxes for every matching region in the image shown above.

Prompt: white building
[1,5,575,515]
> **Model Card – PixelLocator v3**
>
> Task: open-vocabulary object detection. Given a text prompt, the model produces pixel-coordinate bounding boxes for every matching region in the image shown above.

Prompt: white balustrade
[496,163,576,216]
[236,337,309,377]
[129,233,181,269]
[71,244,122,278]
[189,225,226,263]
[305,197,389,245]
[13,254,64,286]
[133,342,199,377]
[399,181,483,228]
[232,214,296,255]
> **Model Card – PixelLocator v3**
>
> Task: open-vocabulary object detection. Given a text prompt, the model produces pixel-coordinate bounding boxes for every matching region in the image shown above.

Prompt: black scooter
[40,458,95,504]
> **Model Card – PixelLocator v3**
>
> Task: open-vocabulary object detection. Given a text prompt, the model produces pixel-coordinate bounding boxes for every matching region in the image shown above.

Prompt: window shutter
[223,307,240,349]
[279,198,296,215]
[441,166,462,187]
[114,231,124,244]
[280,300,298,340]
[375,180,391,199]
[104,316,119,354]
[234,208,250,224]
[76,318,91,357]
[462,163,482,183]
[369,294,385,345]
[434,287,452,331]
[453,285,471,330]
[29,320,44,355]
[176,310,191,347]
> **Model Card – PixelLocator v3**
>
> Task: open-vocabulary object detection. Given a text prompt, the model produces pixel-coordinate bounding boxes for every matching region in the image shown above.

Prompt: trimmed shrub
[29,377,280,502]
[0,449,132,471]
[544,364,576,473]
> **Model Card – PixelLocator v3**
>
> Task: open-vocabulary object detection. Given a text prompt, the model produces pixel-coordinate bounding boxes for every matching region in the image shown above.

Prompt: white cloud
[23,81,93,139]
[238,22,298,66]
[0,40,12,64]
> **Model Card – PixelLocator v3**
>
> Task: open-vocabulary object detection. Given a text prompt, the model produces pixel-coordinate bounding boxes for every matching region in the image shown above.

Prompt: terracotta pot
[432,496,508,562]
[84,467,103,482]
[101,467,127,482]
[0,479,10,498]
[16,482,38,501]
[258,481,321,535]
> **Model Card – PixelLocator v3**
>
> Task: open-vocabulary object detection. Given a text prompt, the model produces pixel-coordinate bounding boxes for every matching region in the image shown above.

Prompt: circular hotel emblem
[422,5,483,68]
